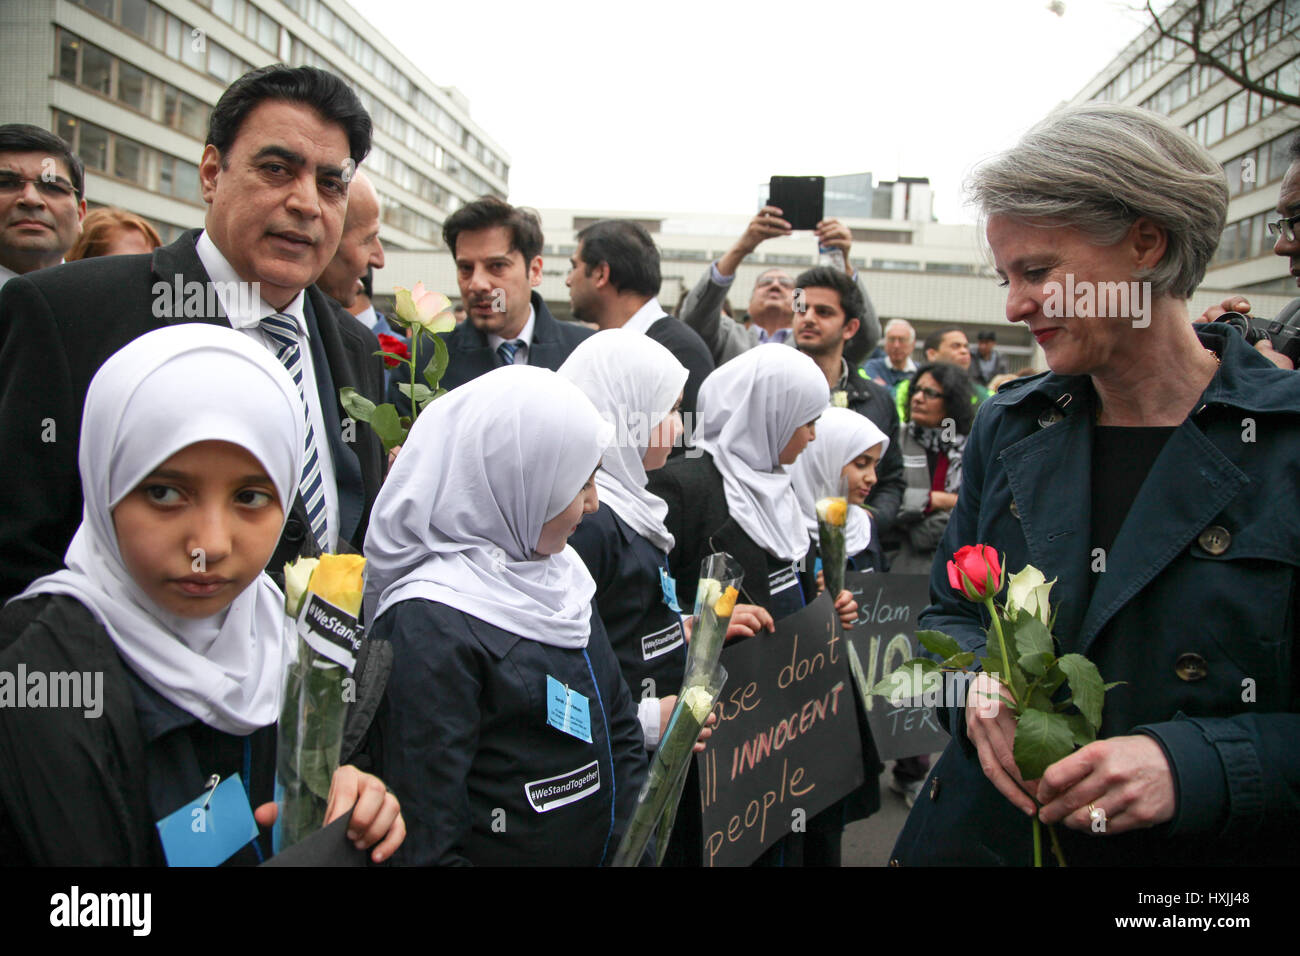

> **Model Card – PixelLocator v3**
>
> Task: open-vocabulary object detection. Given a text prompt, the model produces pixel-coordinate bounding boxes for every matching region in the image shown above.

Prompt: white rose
[1006,564,1055,626]
[680,685,714,723]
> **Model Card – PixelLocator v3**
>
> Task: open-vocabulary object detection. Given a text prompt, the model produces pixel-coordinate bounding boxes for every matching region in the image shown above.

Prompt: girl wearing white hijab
[365,365,649,867]
[0,324,402,866]
[649,345,860,625]
[648,345,863,867]
[789,406,891,574]
[560,330,689,753]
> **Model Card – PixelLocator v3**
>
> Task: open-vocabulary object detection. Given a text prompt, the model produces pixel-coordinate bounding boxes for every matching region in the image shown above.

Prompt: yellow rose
[306,553,367,618]
[713,585,739,618]
[816,496,847,527]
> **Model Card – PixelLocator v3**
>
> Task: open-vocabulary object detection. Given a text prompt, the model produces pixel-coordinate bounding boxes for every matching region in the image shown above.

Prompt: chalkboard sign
[843,572,951,762]
[696,591,864,867]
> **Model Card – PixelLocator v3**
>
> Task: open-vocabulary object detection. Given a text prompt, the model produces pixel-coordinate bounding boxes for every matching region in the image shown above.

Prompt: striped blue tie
[497,338,524,366]
[260,312,329,551]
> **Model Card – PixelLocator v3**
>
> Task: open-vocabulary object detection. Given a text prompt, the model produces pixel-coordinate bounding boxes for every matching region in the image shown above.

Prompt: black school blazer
[648,452,816,614]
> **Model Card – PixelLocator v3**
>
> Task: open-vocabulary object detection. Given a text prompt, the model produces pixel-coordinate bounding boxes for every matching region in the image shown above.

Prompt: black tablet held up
[767,175,824,230]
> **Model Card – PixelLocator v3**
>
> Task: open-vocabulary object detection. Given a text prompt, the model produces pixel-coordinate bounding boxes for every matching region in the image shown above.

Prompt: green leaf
[917,630,962,660]
[1019,650,1051,678]
[374,350,410,367]
[1013,708,1075,780]
[422,332,450,390]
[368,403,409,452]
[1057,653,1105,731]
[1040,662,1067,696]
[397,382,434,404]
[1103,681,1125,691]
[1063,712,1095,748]
[1012,616,1054,659]
[338,386,375,424]
[869,659,939,702]
[942,651,976,670]
[1027,685,1055,713]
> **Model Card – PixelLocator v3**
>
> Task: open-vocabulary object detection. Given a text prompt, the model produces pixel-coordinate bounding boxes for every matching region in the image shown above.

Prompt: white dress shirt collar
[621,296,666,335]
[195,230,307,336]
[487,304,536,355]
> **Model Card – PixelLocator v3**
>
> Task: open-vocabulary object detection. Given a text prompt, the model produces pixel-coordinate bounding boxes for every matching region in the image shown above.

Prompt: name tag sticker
[658,567,682,612]
[155,774,258,867]
[545,675,592,743]
[769,564,799,595]
[524,760,601,813]
[641,621,685,661]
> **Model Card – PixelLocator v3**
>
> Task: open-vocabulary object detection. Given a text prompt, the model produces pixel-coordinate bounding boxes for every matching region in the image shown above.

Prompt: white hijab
[693,346,829,562]
[559,329,688,554]
[789,406,889,554]
[366,366,615,648]
[13,325,304,735]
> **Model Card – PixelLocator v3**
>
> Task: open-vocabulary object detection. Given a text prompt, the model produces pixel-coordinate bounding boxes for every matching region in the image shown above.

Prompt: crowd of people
[0,61,1298,867]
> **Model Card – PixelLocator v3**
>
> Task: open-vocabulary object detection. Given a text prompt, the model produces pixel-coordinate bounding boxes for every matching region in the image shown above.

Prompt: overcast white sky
[358,0,1172,224]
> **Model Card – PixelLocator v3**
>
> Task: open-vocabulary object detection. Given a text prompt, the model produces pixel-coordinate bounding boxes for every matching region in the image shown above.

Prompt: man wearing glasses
[1199,133,1300,369]
[0,125,85,288]
[676,205,879,366]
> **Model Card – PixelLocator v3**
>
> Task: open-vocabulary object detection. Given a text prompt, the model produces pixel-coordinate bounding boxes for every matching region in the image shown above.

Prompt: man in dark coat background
[0,65,387,600]
[392,197,592,410]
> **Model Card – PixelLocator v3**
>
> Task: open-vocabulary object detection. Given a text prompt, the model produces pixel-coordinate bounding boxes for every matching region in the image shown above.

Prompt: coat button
[1037,408,1063,428]
[1175,653,1209,682]
[284,517,306,542]
[1197,526,1231,555]
[1009,500,1020,520]
[888,858,901,867]
[929,776,941,802]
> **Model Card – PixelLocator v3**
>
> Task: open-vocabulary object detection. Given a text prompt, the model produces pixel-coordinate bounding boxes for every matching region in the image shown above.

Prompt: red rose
[947,544,1003,602]
[377,333,410,369]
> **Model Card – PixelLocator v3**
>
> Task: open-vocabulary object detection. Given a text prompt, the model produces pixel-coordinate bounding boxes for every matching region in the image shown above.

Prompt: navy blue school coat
[891,324,1300,866]
[569,504,686,700]
[368,599,647,866]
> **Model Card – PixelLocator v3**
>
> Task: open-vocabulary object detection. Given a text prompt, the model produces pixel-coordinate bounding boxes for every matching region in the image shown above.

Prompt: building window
[55,30,213,142]
[54,110,203,206]
[67,0,255,87]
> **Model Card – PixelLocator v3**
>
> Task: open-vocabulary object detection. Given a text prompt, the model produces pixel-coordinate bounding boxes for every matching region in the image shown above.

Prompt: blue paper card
[545,675,593,743]
[155,773,259,867]
[659,567,682,612]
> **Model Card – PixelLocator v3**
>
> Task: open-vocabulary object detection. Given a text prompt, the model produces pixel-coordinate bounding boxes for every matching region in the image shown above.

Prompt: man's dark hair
[905,362,975,435]
[924,326,967,353]
[575,219,661,297]
[0,124,84,198]
[207,65,371,165]
[1289,133,1300,163]
[794,266,864,322]
[795,266,869,363]
[442,196,543,262]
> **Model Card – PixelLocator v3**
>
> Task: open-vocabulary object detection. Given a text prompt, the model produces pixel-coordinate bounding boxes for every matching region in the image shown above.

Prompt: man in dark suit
[565,218,714,447]
[392,197,591,410]
[0,65,386,600]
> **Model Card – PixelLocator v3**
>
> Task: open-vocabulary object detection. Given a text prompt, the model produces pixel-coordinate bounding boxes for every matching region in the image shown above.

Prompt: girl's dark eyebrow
[144,469,272,484]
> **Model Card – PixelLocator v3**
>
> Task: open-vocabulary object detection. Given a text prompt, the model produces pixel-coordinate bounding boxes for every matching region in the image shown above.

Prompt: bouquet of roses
[871,545,1120,866]
[611,553,742,866]
[340,281,455,452]
[273,553,367,853]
